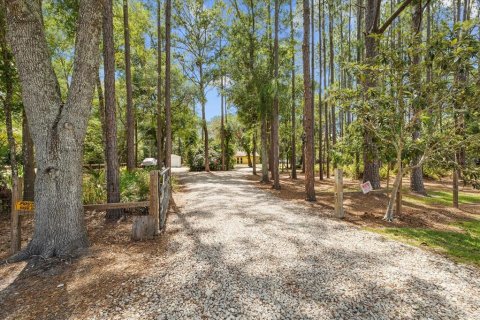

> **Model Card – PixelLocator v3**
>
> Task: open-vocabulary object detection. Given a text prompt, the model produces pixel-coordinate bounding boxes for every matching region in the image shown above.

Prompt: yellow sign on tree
[15,201,35,212]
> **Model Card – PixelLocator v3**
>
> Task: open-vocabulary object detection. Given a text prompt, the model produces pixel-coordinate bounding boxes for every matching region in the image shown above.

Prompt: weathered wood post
[132,215,156,241]
[11,177,23,254]
[334,168,344,218]
[132,171,160,241]
[149,170,160,235]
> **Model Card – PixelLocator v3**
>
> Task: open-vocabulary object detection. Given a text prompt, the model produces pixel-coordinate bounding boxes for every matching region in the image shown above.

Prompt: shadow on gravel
[169,170,468,319]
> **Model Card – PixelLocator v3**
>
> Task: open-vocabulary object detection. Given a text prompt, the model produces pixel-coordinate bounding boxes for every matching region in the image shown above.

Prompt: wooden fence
[10,168,172,254]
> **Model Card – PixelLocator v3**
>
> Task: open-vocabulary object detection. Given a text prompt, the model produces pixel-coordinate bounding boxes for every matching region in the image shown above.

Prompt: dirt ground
[249,170,480,232]
[0,210,171,319]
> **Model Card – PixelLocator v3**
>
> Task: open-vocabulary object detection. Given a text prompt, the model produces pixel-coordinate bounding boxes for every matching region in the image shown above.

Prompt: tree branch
[5,0,62,141]
[377,0,415,34]
[422,0,431,13]
[64,0,103,137]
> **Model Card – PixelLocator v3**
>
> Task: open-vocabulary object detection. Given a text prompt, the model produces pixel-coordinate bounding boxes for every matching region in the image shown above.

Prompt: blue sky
[203,86,223,121]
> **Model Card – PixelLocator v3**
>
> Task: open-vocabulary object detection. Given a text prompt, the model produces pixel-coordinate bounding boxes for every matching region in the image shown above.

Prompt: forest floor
[0,168,479,319]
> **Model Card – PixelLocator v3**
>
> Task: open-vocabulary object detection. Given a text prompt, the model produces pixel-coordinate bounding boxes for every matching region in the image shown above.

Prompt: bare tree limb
[377,0,415,34]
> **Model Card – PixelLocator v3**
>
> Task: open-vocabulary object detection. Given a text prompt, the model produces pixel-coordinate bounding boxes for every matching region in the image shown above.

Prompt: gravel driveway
[97,169,480,320]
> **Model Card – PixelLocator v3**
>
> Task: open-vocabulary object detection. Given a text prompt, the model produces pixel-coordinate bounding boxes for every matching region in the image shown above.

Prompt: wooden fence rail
[11,168,172,253]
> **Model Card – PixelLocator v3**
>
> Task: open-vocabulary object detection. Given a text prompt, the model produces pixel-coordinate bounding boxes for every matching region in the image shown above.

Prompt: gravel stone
[94,169,480,319]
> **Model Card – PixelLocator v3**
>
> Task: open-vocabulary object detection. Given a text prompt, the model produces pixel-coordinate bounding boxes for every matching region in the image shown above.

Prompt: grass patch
[371,220,480,266]
[404,189,480,206]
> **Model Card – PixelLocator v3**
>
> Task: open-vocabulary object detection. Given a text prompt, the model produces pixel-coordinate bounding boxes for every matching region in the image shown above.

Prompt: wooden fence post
[149,170,160,235]
[334,169,344,219]
[11,177,23,254]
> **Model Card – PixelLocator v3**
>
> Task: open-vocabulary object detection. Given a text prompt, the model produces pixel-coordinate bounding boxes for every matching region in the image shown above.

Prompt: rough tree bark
[310,0,315,171]
[384,148,403,222]
[5,0,102,260]
[22,112,35,201]
[96,72,106,153]
[322,0,329,178]
[328,2,336,151]
[267,1,274,179]
[165,0,172,168]
[272,0,280,189]
[302,0,316,201]
[156,0,164,169]
[123,0,135,171]
[252,131,257,175]
[409,0,426,194]
[318,0,323,180]
[248,0,256,175]
[261,114,270,183]
[290,0,297,179]
[103,0,122,220]
[363,0,382,189]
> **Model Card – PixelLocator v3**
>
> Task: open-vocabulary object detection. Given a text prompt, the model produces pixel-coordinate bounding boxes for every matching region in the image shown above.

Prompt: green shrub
[82,168,150,204]
[119,169,149,202]
[82,169,106,204]
[187,145,224,172]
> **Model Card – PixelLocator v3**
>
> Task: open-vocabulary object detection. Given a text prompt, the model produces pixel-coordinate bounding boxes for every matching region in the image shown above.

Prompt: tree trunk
[301,143,305,174]
[96,73,107,154]
[355,0,363,181]
[409,0,426,195]
[248,0,256,175]
[318,0,323,180]
[165,0,172,168]
[200,64,210,172]
[272,0,280,189]
[267,1,274,179]
[453,168,459,208]
[384,165,402,221]
[103,0,123,220]
[157,0,164,169]
[123,0,135,171]
[322,0,329,178]
[22,112,35,201]
[290,0,297,180]
[252,131,257,175]
[268,119,274,176]
[386,162,391,190]
[221,74,225,171]
[261,114,270,183]
[5,0,102,259]
[339,9,345,139]
[328,3,336,150]
[362,0,381,189]
[310,0,315,174]
[302,0,316,201]
[247,151,252,167]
